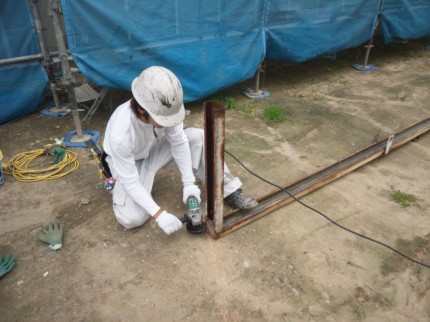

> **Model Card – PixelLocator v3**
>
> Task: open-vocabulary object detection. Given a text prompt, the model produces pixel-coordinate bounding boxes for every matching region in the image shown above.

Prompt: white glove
[183,184,201,204]
[155,211,182,235]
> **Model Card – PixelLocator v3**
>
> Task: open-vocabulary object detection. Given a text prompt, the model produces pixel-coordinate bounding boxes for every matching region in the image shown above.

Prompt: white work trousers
[107,127,242,229]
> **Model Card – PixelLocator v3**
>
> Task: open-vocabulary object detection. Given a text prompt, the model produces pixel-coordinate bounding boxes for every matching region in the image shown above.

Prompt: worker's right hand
[155,211,182,235]
[183,184,201,205]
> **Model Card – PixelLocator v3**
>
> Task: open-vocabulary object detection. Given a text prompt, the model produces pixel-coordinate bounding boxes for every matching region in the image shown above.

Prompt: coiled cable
[8,148,79,182]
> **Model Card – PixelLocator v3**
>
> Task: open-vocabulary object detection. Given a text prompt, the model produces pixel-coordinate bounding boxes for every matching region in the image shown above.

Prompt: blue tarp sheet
[0,1,40,58]
[0,0,48,125]
[265,0,380,62]
[1,0,429,124]
[61,1,266,102]
[62,0,430,102]
[380,0,430,43]
[0,62,49,124]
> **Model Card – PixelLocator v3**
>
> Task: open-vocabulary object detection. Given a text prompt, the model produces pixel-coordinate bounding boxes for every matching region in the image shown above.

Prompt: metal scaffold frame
[46,0,100,146]
[0,0,105,145]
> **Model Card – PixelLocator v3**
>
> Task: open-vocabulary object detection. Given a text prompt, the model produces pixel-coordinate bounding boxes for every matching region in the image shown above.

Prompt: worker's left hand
[183,184,201,204]
[0,254,15,278]
[156,211,183,235]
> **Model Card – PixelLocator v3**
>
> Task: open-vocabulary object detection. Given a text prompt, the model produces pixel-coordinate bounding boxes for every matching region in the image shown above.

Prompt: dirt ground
[1,37,430,322]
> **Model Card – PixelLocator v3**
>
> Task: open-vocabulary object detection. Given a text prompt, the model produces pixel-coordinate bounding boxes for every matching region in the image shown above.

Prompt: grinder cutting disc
[186,221,206,234]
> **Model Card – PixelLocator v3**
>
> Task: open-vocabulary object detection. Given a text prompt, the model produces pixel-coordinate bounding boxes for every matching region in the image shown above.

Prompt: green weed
[224,96,236,110]
[237,103,256,117]
[391,189,417,208]
[397,89,410,102]
[211,94,223,104]
[337,76,348,85]
[262,104,288,123]
[210,95,237,110]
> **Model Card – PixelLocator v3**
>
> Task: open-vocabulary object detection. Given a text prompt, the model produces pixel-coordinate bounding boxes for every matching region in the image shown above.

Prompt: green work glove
[38,222,64,251]
[0,254,15,278]
[49,147,66,164]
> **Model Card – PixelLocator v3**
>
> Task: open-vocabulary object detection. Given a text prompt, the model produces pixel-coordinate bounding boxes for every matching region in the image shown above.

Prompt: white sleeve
[109,138,160,216]
[165,124,196,186]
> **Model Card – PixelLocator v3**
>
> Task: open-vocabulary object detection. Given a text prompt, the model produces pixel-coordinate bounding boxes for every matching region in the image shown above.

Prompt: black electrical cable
[225,149,430,269]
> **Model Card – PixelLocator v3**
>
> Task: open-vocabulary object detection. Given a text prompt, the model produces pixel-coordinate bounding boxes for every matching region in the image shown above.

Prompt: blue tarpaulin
[0,1,40,58]
[380,0,430,43]
[0,62,49,124]
[1,0,429,124]
[0,0,48,125]
[61,0,429,102]
[265,0,380,62]
[61,0,266,102]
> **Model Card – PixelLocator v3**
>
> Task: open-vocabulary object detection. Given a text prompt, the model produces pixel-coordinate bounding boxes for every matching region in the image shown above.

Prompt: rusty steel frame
[203,104,430,239]
[204,101,225,236]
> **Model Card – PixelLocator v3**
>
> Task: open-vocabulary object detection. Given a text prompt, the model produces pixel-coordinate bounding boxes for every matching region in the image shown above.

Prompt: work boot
[224,189,258,209]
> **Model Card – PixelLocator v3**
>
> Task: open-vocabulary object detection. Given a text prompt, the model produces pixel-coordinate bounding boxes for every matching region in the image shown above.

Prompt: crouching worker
[103,66,258,235]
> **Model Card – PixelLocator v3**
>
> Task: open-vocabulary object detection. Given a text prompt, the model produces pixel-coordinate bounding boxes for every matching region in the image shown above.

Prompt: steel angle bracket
[205,115,430,239]
[385,135,395,154]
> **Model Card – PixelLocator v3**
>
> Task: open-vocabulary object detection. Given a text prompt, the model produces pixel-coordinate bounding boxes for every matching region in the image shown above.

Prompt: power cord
[225,149,430,269]
[8,148,79,182]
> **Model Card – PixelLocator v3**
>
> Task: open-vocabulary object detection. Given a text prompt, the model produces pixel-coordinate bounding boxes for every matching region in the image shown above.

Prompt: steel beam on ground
[213,117,430,239]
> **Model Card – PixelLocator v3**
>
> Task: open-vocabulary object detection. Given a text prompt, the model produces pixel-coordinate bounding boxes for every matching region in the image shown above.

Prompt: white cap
[131,66,185,127]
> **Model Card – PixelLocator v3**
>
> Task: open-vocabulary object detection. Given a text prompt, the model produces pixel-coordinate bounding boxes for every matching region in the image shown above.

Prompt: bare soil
[1,38,430,321]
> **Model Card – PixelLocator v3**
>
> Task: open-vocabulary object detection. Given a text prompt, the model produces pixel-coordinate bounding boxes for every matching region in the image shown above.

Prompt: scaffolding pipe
[30,0,69,111]
[50,82,62,108]
[243,64,270,99]
[50,0,73,83]
[30,0,50,63]
[353,0,382,71]
[66,85,83,136]
[204,101,225,237]
[0,54,43,66]
[0,51,75,67]
[49,0,84,138]
[254,66,261,93]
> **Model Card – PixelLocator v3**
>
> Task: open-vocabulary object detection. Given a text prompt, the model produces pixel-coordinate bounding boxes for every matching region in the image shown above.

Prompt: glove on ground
[0,254,15,278]
[38,222,64,251]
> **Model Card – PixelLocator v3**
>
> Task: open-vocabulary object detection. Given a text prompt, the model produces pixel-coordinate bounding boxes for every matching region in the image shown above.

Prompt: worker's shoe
[224,189,258,209]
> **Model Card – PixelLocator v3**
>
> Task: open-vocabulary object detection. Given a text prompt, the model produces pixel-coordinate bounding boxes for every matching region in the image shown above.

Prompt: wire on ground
[225,149,430,270]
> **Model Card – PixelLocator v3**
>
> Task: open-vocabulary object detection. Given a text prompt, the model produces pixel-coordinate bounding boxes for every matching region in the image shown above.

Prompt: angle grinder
[179,196,206,234]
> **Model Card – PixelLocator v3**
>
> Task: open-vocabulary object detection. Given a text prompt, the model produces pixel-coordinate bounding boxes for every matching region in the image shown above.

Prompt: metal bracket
[384,135,394,155]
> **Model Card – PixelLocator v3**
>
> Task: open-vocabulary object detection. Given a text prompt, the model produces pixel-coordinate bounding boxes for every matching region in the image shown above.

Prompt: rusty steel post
[204,101,225,238]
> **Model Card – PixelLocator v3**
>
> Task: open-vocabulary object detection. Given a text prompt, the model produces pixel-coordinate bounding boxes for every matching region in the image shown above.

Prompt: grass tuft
[391,189,417,208]
[262,104,288,123]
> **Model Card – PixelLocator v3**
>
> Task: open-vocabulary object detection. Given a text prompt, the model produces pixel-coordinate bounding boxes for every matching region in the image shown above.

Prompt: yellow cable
[7,148,80,182]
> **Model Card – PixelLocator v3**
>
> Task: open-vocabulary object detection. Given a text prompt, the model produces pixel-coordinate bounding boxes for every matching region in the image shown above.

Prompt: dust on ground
[1,38,430,321]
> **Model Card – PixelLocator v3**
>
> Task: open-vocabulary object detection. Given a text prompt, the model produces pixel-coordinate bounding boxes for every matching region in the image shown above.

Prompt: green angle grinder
[179,196,206,234]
